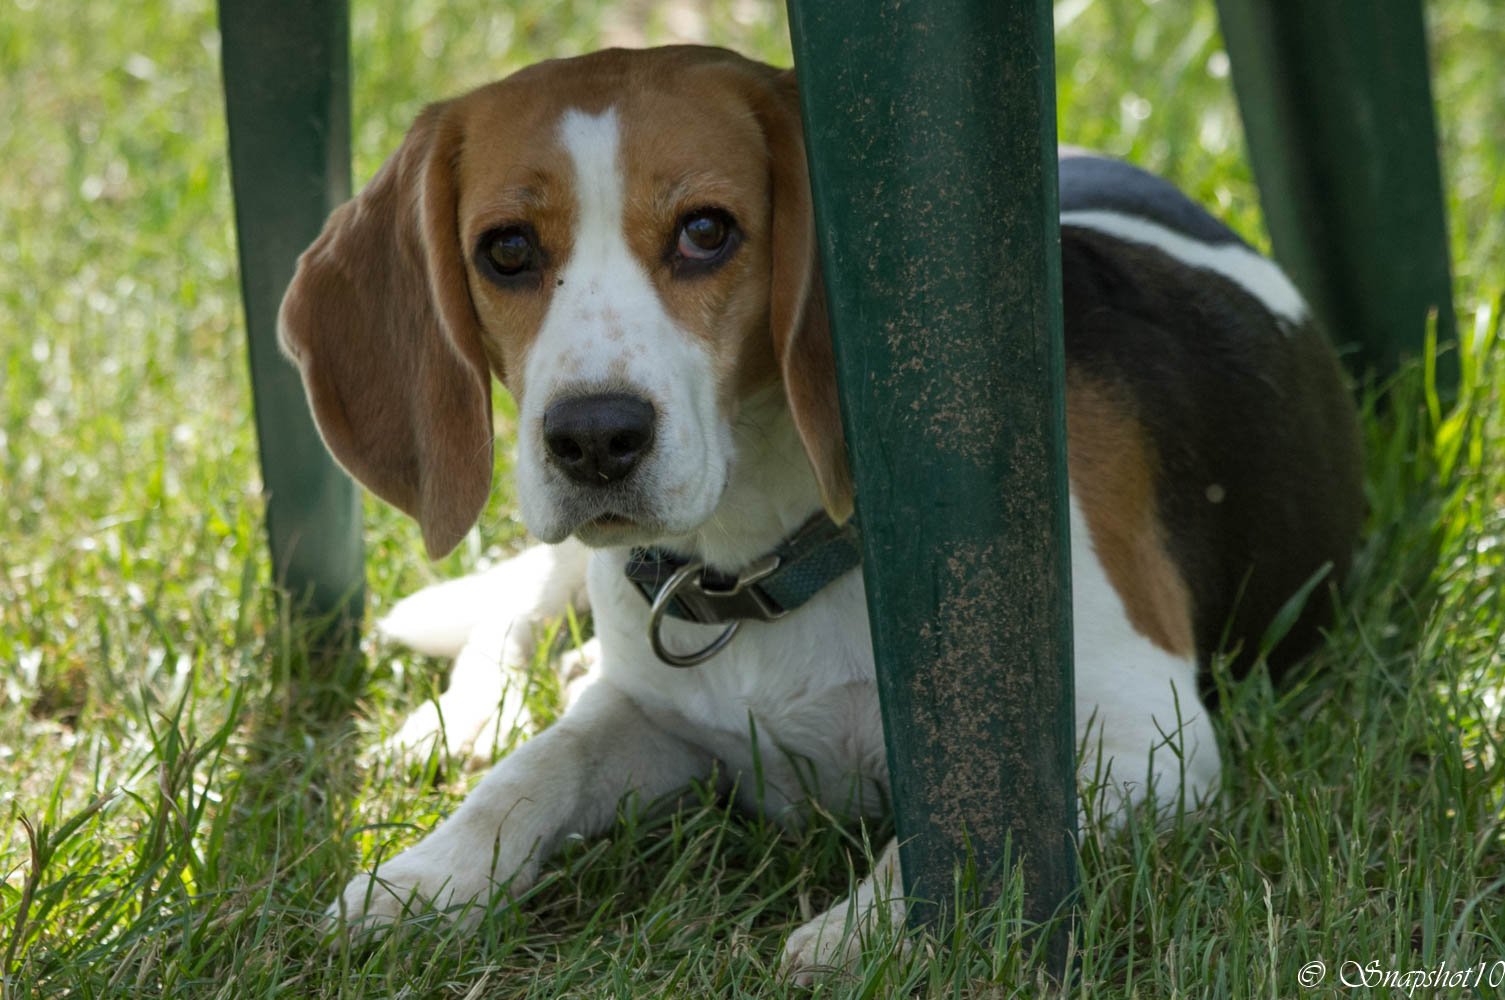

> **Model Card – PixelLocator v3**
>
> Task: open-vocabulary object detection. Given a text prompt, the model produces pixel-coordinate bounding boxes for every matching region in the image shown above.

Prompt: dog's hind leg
[779,637,1220,983]
[379,538,592,762]
[780,837,907,985]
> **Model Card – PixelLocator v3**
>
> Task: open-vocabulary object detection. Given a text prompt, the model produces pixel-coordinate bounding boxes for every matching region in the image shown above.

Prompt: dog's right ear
[278,103,493,560]
[757,69,855,525]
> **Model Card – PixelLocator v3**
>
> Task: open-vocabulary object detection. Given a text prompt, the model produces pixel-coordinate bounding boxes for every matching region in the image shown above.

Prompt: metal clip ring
[648,561,740,667]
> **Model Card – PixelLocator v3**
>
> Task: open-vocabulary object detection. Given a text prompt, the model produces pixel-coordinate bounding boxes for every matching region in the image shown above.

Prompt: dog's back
[1059,152,1364,682]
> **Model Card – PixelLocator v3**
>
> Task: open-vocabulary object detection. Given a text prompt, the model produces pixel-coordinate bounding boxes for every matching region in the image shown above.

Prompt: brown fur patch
[1066,371,1195,658]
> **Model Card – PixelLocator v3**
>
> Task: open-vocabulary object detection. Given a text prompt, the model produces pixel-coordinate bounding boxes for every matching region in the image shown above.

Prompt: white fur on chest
[591,554,887,821]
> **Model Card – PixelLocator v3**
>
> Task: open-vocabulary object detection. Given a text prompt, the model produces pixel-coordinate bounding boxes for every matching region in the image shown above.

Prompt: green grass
[3,0,1503,996]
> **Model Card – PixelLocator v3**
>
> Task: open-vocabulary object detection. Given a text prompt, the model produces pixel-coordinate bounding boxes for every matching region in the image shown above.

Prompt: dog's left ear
[756,69,854,524]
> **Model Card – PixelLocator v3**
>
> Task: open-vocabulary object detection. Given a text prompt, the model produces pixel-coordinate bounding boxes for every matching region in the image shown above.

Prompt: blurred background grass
[0,1,1501,996]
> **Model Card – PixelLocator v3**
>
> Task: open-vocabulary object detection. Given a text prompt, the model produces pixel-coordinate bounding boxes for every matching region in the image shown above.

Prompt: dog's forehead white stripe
[1061,208,1309,325]
[557,107,625,268]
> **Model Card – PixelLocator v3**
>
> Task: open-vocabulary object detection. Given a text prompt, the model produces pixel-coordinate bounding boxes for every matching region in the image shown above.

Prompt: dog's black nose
[543,394,656,486]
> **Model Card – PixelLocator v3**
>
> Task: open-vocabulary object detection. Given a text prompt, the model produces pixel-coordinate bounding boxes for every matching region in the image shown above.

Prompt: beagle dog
[278,46,1363,979]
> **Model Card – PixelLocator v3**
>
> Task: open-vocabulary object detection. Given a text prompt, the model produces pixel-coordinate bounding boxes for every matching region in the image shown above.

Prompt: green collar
[624,514,862,667]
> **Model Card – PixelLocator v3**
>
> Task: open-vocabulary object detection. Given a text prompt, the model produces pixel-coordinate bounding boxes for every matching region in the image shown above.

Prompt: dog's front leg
[331,678,709,931]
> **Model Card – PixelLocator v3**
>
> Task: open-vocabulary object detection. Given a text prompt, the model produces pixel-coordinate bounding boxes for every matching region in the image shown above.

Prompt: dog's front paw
[389,685,528,765]
[326,836,519,935]
[387,624,542,764]
[780,896,864,986]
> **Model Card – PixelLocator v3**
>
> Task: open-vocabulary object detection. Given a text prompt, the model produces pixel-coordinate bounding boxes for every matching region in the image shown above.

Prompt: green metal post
[787,0,1077,971]
[1216,0,1456,387]
[219,0,365,625]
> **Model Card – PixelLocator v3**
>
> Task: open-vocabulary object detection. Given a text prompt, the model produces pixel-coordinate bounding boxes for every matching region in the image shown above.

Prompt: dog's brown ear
[758,70,854,524]
[278,103,493,559]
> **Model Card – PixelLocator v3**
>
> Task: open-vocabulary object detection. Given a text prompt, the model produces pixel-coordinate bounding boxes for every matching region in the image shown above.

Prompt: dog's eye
[487,230,535,274]
[672,209,739,275]
[678,212,729,258]
[477,226,542,285]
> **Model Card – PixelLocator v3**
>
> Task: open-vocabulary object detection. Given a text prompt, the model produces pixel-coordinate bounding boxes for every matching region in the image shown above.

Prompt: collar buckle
[646,555,785,668]
[626,512,862,669]
[698,554,783,607]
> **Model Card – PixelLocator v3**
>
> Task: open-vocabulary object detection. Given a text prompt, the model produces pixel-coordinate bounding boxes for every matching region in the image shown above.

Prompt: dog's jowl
[278,47,1362,981]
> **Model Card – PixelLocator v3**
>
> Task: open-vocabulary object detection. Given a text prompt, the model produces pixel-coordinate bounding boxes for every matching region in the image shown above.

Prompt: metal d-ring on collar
[627,513,863,668]
[647,554,783,667]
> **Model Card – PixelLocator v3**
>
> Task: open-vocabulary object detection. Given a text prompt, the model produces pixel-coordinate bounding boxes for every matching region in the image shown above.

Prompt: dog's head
[278,47,851,559]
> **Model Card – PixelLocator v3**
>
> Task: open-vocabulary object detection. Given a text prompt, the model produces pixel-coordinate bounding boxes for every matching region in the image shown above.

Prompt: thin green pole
[218,0,364,627]
[1216,0,1456,388]
[787,0,1077,971]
